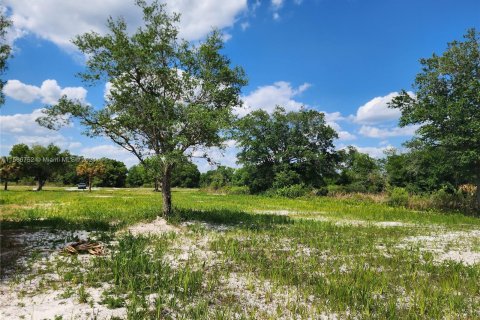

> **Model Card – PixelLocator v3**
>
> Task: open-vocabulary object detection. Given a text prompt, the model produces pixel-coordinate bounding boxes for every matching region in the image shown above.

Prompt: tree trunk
[154,177,160,192]
[4,180,7,191]
[36,179,44,191]
[161,164,173,217]
[476,178,480,210]
[89,175,92,192]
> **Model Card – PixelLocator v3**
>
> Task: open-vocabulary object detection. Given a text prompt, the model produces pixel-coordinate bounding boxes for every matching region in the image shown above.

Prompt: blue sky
[1,0,479,171]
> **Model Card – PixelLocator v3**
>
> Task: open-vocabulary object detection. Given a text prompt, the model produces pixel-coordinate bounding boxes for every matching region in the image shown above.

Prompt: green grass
[2,186,479,229]
[1,186,479,319]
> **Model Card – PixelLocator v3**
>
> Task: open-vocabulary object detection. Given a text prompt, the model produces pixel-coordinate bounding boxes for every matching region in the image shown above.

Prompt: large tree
[390,28,480,207]
[235,107,338,193]
[0,156,20,190]
[38,1,246,216]
[337,146,385,193]
[0,12,12,106]
[95,158,127,187]
[9,144,70,191]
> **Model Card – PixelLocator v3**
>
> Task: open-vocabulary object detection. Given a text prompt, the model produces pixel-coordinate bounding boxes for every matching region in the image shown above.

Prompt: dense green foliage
[0,12,11,106]
[235,107,338,194]
[93,158,127,188]
[200,166,235,189]
[336,146,385,193]
[127,159,200,188]
[0,155,20,190]
[390,28,480,207]
[8,144,71,191]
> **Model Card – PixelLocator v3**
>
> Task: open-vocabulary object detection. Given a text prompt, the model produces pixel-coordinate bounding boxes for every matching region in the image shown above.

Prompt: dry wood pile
[63,240,103,255]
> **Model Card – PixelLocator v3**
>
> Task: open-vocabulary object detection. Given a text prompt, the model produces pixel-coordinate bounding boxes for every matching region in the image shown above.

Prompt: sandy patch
[181,220,232,232]
[399,230,480,265]
[64,187,100,191]
[375,221,414,228]
[0,227,123,320]
[218,272,341,319]
[253,209,295,216]
[298,217,414,228]
[125,217,179,236]
[0,283,126,320]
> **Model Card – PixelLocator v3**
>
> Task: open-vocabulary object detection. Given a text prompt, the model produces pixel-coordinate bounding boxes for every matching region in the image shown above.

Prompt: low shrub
[430,187,477,213]
[311,187,329,196]
[387,187,409,207]
[270,184,309,198]
[224,186,250,195]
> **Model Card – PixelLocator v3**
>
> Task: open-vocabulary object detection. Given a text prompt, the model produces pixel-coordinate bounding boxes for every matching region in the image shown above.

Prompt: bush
[312,187,329,196]
[387,187,409,207]
[430,187,476,213]
[327,184,347,195]
[345,182,368,193]
[272,170,301,189]
[224,186,250,195]
[271,184,308,198]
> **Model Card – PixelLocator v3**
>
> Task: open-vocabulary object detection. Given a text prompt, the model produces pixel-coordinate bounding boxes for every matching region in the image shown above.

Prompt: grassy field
[1,186,479,319]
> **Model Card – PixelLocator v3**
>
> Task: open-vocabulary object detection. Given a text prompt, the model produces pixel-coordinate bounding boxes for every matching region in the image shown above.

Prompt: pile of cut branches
[63,240,103,255]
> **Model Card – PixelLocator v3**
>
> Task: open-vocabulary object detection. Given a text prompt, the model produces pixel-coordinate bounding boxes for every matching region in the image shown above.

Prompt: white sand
[399,230,480,265]
[125,217,179,236]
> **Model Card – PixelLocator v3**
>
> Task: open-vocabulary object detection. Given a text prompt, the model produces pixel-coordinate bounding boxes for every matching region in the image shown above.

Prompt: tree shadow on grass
[1,217,112,231]
[172,207,293,230]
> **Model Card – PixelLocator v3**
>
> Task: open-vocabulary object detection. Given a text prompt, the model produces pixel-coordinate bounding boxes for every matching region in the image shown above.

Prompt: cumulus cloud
[80,144,139,168]
[240,22,250,31]
[238,81,310,116]
[337,131,357,141]
[359,124,419,138]
[271,0,284,8]
[0,108,79,150]
[353,91,414,124]
[345,145,394,159]
[322,114,356,141]
[4,0,248,50]
[4,79,87,104]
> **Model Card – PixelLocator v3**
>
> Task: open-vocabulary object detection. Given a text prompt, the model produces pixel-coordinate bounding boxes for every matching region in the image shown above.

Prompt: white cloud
[337,131,357,141]
[352,145,394,159]
[80,144,139,168]
[4,0,248,51]
[238,81,310,116]
[240,22,250,31]
[353,91,414,124]
[104,82,113,101]
[3,80,40,103]
[322,112,356,141]
[271,0,284,9]
[359,124,419,138]
[323,111,345,123]
[0,108,77,149]
[273,12,280,20]
[4,79,87,104]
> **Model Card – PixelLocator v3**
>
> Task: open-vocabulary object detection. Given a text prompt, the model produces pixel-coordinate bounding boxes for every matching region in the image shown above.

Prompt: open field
[1,186,479,319]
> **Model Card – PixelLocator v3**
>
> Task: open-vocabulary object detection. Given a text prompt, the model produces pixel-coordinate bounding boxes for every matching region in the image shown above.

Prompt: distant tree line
[0,143,128,190]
